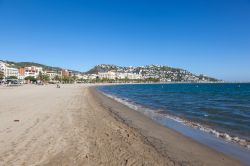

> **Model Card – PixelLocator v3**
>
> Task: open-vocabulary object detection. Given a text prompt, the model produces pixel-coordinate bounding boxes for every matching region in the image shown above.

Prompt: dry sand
[0,84,243,165]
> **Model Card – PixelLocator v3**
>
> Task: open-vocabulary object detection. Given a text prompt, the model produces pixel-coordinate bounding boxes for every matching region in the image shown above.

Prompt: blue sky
[0,0,249,81]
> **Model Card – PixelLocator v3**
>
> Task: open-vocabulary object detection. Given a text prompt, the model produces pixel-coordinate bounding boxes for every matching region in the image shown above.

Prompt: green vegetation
[61,76,75,84]
[0,71,4,80]
[53,75,61,81]
[6,76,18,79]
[144,77,160,82]
[37,72,50,82]
[25,76,37,82]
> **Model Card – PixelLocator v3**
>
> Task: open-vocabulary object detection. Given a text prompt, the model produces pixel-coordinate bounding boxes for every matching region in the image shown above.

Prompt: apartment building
[18,68,25,80]
[98,71,116,79]
[0,61,5,74]
[98,71,142,80]
[23,66,43,78]
[45,70,61,80]
[117,72,142,80]
[0,61,19,78]
[62,69,70,78]
[88,74,98,80]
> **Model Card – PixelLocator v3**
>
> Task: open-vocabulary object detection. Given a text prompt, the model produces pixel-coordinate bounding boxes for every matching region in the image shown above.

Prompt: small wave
[100,91,250,149]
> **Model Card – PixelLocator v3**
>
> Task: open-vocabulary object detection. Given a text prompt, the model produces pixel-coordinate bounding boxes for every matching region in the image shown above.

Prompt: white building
[98,71,116,80]
[0,61,19,78]
[0,61,5,74]
[126,73,142,80]
[24,66,43,78]
[116,72,142,80]
[45,71,61,80]
[81,74,89,80]
[98,71,142,80]
[74,73,84,79]
[88,74,98,80]
[115,72,126,79]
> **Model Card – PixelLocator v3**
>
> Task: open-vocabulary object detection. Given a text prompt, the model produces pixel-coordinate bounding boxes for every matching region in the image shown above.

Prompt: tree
[0,71,5,80]
[62,76,70,83]
[37,71,43,80]
[145,77,160,82]
[95,76,100,83]
[37,72,50,82]
[54,75,61,82]
[42,75,50,82]
[25,76,36,82]
[124,77,129,83]
[6,76,18,79]
[72,75,77,81]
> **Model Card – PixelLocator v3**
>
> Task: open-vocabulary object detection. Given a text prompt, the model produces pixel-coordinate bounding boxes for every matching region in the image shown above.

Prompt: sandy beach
[0,84,243,165]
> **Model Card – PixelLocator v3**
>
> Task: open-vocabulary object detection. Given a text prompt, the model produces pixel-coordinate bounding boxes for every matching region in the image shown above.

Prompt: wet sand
[0,84,243,165]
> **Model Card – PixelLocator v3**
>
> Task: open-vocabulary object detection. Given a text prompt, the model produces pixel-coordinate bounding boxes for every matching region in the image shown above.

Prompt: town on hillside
[0,61,220,85]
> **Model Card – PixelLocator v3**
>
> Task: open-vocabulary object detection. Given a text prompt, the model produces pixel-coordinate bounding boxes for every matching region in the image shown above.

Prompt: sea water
[98,83,250,164]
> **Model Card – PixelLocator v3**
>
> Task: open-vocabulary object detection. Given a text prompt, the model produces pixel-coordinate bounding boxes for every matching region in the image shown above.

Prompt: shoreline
[96,87,250,165]
[98,86,250,148]
[97,83,250,148]
[90,86,243,165]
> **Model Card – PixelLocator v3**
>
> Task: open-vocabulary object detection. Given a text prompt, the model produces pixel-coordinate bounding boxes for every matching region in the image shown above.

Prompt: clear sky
[0,0,249,81]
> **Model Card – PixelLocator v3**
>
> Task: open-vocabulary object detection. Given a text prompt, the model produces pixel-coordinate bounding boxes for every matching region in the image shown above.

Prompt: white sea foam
[100,91,250,149]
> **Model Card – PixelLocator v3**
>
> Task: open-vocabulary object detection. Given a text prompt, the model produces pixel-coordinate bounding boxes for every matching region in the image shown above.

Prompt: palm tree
[37,72,50,82]
[54,75,60,81]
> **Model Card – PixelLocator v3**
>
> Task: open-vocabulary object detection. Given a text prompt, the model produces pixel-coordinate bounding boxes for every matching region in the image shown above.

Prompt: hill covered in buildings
[86,64,220,82]
[0,60,81,73]
[1,59,221,82]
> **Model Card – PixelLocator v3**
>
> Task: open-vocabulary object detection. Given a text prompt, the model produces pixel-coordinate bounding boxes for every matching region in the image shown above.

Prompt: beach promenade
[0,84,242,165]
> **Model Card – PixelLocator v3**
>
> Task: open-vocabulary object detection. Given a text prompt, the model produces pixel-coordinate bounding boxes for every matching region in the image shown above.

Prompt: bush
[25,76,37,82]
[6,76,18,79]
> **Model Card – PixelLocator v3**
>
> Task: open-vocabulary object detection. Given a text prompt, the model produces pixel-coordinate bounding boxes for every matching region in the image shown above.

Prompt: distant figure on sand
[56,84,60,88]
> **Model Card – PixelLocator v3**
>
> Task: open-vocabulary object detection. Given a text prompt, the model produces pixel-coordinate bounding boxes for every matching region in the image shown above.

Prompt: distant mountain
[86,64,220,82]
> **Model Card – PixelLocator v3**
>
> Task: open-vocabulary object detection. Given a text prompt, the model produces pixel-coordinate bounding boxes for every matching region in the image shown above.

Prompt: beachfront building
[159,78,171,82]
[22,66,43,78]
[125,73,142,80]
[115,72,127,79]
[81,74,89,80]
[45,70,62,80]
[88,74,98,80]
[18,68,25,80]
[98,71,143,80]
[98,71,116,80]
[6,67,19,78]
[0,61,5,76]
[62,69,70,78]
[0,61,19,78]
[116,72,142,80]
[73,73,85,79]
[68,71,73,77]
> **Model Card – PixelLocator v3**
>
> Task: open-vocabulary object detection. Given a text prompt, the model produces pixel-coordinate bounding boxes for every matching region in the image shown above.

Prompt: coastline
[0,84,244,165]
[96,85,250,164]
[90,86,243,165]
[97,83,250,149]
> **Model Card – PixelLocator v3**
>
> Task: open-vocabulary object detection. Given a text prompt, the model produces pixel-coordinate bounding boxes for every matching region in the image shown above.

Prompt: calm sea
[98,83,250,140]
